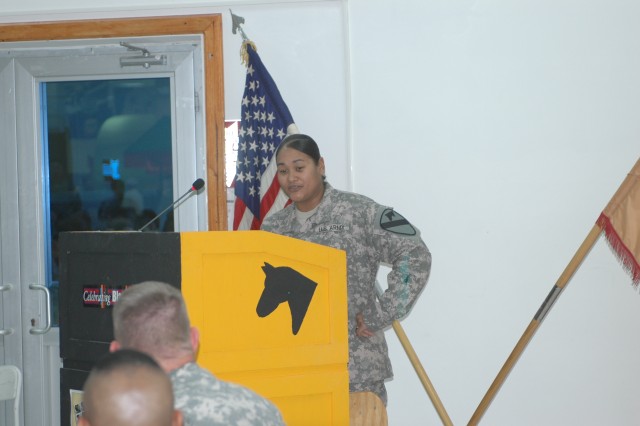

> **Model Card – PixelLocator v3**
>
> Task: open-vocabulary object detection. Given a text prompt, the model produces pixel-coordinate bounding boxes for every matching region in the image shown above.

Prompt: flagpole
[467,223,602,426]
[391,319,454,426]
[374,282,453,425]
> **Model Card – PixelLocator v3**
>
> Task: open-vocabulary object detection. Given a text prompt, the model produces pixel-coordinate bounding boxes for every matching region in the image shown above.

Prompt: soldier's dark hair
[92,348,161,373]
[275,134,321,165]
[81,348,175,425]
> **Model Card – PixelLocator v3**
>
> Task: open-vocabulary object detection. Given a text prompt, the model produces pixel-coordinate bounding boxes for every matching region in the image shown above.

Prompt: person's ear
[109,340,121,353]
[77,416,90,426]
[189,327,200,353]
[318,157,326,176]
[172,409,184,426]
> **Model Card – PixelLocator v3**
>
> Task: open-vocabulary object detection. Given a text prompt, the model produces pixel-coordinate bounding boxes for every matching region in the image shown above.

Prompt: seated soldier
[110,281,285,426]
[78,348,182,426]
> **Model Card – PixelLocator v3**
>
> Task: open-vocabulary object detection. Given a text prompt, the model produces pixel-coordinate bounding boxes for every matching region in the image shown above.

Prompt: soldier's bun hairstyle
[275,134,321,165]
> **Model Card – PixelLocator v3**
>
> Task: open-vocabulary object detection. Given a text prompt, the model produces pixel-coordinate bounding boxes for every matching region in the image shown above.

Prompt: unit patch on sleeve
[377,208,417,236]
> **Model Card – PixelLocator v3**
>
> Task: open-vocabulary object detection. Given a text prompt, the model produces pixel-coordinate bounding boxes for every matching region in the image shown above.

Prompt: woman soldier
[261,134,432,404]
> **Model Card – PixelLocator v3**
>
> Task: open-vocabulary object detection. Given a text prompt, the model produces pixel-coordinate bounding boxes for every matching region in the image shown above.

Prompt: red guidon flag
[596,159,640,286]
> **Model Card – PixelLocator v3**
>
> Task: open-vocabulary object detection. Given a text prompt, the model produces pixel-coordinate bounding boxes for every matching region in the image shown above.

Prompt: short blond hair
[112,281,192,358]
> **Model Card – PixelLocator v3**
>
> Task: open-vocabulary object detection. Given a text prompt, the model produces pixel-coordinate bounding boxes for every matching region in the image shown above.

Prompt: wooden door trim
[0,15,227,230]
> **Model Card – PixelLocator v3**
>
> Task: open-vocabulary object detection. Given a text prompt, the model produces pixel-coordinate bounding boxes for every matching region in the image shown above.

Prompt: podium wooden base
[349,392,388,426]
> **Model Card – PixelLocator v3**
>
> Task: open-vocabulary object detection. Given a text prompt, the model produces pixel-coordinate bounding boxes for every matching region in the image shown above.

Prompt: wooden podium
[59,231,348,426]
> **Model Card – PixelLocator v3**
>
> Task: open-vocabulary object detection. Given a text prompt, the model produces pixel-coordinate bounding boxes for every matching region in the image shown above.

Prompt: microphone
[138,178,205,232]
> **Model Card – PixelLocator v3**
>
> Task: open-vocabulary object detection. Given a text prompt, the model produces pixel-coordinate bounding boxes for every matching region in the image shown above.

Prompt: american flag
[233,43,297,230]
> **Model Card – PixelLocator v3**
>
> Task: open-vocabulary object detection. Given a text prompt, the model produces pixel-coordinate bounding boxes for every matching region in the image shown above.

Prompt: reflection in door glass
[42,78,173,325]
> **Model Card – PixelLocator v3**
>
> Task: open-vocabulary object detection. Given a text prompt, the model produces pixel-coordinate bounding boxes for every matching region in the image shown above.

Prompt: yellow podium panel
[181,230,348,425]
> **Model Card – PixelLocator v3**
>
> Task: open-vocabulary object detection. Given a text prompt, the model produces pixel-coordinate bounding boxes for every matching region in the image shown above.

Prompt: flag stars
[235,50,296,227]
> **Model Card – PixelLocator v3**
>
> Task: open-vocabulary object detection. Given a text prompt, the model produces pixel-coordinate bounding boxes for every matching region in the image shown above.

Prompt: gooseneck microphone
[191,178,205,191]
[138,178,205,232]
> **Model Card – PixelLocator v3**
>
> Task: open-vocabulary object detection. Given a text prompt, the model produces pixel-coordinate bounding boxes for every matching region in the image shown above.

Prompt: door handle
[29,284,51,335]
[0,284,14,336]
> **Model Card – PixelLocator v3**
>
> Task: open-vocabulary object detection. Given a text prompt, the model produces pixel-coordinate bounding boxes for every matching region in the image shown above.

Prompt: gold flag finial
[240,39,257,67]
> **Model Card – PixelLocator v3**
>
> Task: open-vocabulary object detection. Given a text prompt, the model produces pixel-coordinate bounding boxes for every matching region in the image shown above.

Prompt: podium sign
[181,231,348,425]
[59,231,348,425]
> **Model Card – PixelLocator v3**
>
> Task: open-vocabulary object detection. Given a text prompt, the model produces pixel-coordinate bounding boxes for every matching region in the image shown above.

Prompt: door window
[43,78,174,325]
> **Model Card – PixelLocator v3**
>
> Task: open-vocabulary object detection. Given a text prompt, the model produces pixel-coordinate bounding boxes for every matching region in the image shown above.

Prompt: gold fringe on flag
[240,40,257,67]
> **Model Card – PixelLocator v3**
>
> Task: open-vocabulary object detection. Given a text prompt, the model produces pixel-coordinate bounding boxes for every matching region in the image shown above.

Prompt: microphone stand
[138,188,196,232]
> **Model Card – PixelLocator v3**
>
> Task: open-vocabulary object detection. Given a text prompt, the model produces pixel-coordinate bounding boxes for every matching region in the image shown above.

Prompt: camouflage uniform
[170,362,285,426]
[262,183,431,402]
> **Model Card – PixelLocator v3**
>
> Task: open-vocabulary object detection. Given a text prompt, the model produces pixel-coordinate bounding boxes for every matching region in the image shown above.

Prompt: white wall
[4,1,640,425]
[347,1,640,425]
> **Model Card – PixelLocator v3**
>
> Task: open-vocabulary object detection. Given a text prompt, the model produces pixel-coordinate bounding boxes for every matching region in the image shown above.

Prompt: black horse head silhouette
[256,262,317,335]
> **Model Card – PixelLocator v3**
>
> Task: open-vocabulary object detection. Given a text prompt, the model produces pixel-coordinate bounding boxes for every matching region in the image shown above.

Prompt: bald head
[79,349,181,426]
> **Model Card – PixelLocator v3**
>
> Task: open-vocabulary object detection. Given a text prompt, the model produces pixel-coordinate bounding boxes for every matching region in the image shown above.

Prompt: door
[0,36,208,426]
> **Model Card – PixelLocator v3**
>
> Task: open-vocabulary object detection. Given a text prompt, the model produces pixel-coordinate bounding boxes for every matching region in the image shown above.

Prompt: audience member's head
[110,282,286,426]
[78,349,182,426]
[110,281,198,370]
